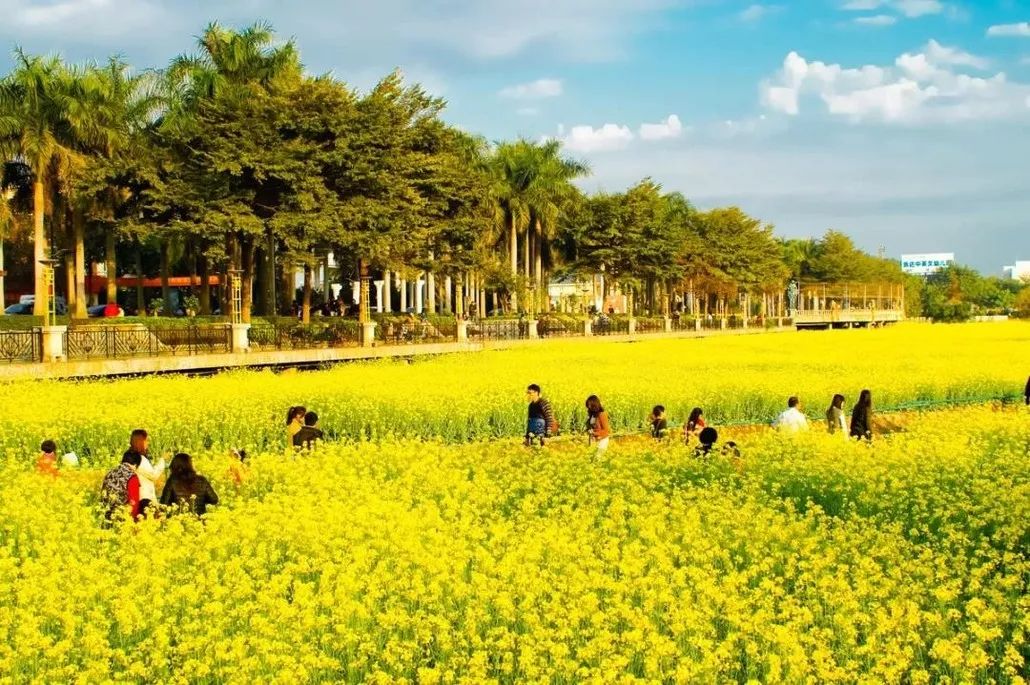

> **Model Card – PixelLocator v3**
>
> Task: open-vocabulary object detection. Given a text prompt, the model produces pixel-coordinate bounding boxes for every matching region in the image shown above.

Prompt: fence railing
[0,330,41,364]
[592,318,630,336]
[537,318,582,338]
[65,324,231,360]
[470,319,528,342]
[248,321,360,350]
[635,318,665,334]
[378,318,457,345]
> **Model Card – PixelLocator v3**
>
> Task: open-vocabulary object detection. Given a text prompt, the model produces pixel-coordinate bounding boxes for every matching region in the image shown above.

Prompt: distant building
[1002,261,1030,281]
[901,253,954,277]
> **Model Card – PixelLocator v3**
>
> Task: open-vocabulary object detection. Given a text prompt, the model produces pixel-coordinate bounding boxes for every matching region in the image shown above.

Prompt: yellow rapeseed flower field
[0,323,1027,683]
[0,322,1026,461]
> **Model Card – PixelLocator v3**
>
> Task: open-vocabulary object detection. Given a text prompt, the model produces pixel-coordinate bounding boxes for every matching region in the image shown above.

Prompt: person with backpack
[525,384,557,446]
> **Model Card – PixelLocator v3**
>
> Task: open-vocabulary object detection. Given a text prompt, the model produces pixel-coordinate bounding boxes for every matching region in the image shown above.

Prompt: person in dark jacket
[293,411,325,449]
[850,389,873,440]
[160,453,219,516]
[694,427,719,457]
[525,384,557,446]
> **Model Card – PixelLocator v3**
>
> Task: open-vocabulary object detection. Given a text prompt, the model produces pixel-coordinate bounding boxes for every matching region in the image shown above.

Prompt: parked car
[15,295,68,315]
[4,303,33,315]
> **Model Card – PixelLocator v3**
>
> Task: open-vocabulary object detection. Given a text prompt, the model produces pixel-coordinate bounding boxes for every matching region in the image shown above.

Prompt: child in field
[585,395,611,455]
[36,440,59,477]
[525,384,557,446]
[649,406,668,440]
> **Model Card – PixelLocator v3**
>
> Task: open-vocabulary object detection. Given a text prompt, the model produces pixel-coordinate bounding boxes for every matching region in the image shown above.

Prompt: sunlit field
[0,323,1028,683]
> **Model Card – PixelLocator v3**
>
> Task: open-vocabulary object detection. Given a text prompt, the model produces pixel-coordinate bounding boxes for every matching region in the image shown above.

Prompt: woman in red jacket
[100,452,142,521]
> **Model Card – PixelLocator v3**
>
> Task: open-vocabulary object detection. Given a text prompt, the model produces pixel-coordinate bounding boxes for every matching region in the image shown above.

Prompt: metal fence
[65,324,231,360]
[248,321,360,350]
[378,318,457,345]
[0,330,41,363]
[470,319,528,342]
[635,318,665,334]
[592,317,630,336]
[670,316,697,332]
[537,318,582,338]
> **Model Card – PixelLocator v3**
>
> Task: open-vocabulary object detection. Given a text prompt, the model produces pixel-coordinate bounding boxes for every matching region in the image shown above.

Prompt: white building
[1002,261,1030,281]
[900,253,954,277]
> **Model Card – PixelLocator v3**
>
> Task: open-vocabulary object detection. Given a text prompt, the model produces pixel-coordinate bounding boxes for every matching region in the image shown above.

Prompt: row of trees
[1,21,1004,325]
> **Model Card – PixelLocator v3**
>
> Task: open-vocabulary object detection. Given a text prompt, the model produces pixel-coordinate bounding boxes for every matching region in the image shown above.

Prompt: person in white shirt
[124,429,165,517]
[773,396,810,433]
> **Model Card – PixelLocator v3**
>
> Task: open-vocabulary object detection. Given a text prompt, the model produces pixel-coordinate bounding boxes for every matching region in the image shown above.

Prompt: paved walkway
[0,326,790,381]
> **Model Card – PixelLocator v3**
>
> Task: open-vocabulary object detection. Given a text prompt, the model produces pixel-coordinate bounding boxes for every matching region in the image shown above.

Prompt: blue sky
[1,0,1029,272]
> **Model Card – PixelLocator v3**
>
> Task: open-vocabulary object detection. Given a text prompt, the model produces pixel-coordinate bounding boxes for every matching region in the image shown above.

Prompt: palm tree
[0,51,99,316]
[490,141,533,312]
[523,140,588,309]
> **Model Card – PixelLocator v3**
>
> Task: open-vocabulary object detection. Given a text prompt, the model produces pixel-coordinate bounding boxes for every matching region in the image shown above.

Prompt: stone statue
[786,279,799,314]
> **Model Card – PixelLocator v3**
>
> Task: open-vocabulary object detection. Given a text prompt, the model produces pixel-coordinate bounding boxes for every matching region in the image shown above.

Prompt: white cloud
[0,0,161,36]
[893,0,943,18]
[761,41,1029,124]
[516,107,540,116]
[559,122,635,153]
[987,23,1030,38]
[739,4,780,22]
[853,14,897,26]
[840,0,943,18]
[639,114,684,140]
[498,78,563,99]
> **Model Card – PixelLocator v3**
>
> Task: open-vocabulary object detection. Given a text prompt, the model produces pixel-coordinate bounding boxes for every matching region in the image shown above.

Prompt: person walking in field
[525,384,557,447]
[100,451,142,521]
[683,407,706,443]
[585,395,611,455]
[850,389,873,441]
[773,396,809,433]
[825,394,847,436]
[650,405,668,440]
[160,453,220,516]
[126,429,164,518]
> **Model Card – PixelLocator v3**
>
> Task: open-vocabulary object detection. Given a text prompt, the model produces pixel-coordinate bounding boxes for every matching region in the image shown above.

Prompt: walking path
[0,326,790,381]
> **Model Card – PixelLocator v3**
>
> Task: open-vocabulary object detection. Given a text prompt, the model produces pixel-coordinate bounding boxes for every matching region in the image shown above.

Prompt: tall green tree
[0,51,103,315]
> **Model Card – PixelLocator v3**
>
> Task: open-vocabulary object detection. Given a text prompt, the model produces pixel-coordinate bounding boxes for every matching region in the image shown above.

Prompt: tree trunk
[199,253,211,315]
[302,263,312,324]
[72,209,87,318]
[105,229,117,306]
[280,258,293,315]
[135,245,145,315]
[242,239,255,323]
[160,241,172,316]
[508,213,518,312]
[32,180,47,316]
